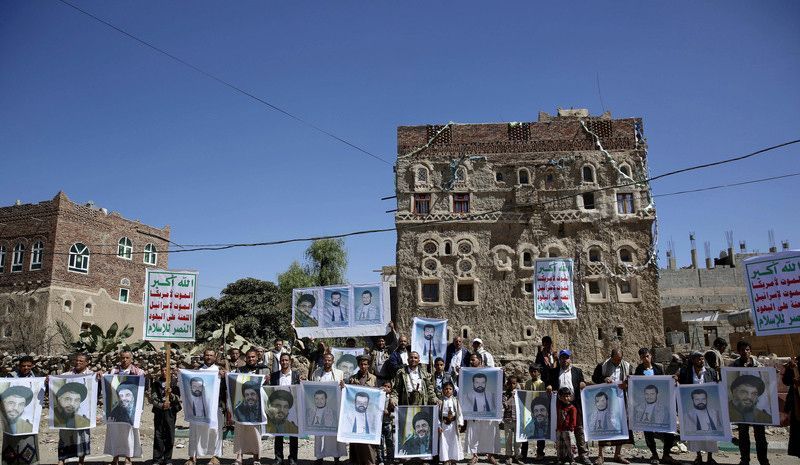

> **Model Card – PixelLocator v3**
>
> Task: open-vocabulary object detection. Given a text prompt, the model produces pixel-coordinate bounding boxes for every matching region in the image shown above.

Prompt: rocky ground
[34,409,795,465]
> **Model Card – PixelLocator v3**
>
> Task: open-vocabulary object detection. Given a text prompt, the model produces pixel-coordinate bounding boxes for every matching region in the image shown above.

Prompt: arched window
[68,243,90,273]
[454,167,466,183]
[30,241,43,270]
[143,243,158,266]
[415,166,429,185]
[63,300,72,313]
[11,244,24,272]
[443,241,453,256]
[3,325,11,338]
[544,170,555,189]
[548,247,561,258]
[588,246,602,263]
[495,171,504,182]
[0,246,5,273]
[117,237,133,259]
[522,251,533,268]
[619,246,635,263]
[582,165,595,183]
[518,168,530,185]
[619,164,631,178]
[84,303,93,316]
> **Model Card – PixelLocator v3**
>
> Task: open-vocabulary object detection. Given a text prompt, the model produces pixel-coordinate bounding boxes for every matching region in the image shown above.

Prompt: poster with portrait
[627,375,677,433]
[721,367,780,425]
[676,384,732,441]
[102,374,145,428]
[292,283,390,338]
[180,369,221,428]
[292,287,322,329]
[49,374,98,430]
[459,367,503,421]
[262,385,300,436]
[331,348,365,380]
[299,381,341,436]
[395,405,439,458]
[0,377,45,435]
[226,373,267,425]
[337,385,386,445]
[514,390,556,442]
[411,317,447,364]
[581,384,629,441]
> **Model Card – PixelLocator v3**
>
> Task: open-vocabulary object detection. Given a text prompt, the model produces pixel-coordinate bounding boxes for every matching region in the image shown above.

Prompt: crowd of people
[2,331,799,465]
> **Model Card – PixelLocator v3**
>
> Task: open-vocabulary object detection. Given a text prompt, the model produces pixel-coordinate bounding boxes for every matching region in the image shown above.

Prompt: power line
[56,0,392,166]
[652,171,800,198]
[44,138,799,256]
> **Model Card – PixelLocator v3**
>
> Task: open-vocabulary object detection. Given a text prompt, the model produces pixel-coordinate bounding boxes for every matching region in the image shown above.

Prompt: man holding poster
[54,354,97,465]
[104,351,146,464]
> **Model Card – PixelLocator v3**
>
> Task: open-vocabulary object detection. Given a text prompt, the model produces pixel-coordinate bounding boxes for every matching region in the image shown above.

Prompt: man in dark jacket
[387,335,411,378]
[443,336,470,376]
[634,348,678,465]
[151,366,182,465]
[546,349,590,465]
[535,336,559,388]
[269,353,301,465]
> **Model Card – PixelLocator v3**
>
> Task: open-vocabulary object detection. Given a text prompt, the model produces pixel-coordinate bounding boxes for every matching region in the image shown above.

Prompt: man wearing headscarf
[2,355,42,465]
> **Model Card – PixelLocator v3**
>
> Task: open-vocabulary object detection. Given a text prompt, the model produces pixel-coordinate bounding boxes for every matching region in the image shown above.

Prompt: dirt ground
[34,409,795,464]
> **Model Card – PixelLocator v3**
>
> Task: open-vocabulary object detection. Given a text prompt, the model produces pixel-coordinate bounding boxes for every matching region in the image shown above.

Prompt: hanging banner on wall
[144,269,198,342]
[743,250,800,335]
[533,258,577,320]
[293,283,390,338]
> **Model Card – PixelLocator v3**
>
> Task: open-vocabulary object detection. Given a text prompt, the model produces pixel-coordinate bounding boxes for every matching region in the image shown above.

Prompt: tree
[196,278,289,346]
[305,238,347,286]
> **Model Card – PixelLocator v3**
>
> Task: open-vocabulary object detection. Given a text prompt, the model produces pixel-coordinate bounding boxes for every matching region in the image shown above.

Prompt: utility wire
[652,171,800,198]
[56,0,391,166]
[44,138,799,255]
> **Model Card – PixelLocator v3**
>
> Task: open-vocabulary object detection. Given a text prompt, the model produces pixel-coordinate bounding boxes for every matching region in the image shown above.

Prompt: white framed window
[616,193,635,214]
[521,278,533,295]
[418,278,442,306]
[68,243,90,274]
[117,237,133,260]
[619,164,632,178]
[585,277,609,303]
[517,168,530,185]
[581,192,596,210]
[617,277,641,302]
[582,165,595,183]
[84,303,93,316]
[119,288,130,303]
[30,241,43,270]
[143,243,158,265]
[0,246,5,273]
[415,166,430,185]
[618,246,635,264]
[63,300,72,313]
[521,251,534,268]
[11,244,24,272]
[588,246,602,263]
[454,279,477,305]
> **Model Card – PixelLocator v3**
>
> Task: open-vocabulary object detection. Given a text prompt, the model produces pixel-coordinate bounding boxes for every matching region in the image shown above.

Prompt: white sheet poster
[180,369,221,428]
[293,283,390,338]
[743,250,800,335]
[514,390,556,442]
[144,269,198,342]
[102,374,145,428]
[676,383,732,442]
[337,385,386,445]
[721,367,780,426]
[395,405,439,458]
[299,381,341,436]
[533,258,577,320]
[49,374,99,430]
[626,375,677,433]
[458,367,503,421]
[0,377,45,435]
[411,317,447,364]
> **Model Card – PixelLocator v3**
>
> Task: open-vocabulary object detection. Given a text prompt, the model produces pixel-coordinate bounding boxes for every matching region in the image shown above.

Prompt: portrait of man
[588,391,620,432]
[234,380,263,423]
[522,395,550,439]
[411,317,447,363]
[632,384,666,425]
[107,381,138,425]
[398,410,433,456]
[294,291,319,328]
[336,354,358,380]
[464,373,495,413]
[421,324,438,358]
[265,388,298,434]
[337,385,385,445]
[187,376,209,419]
[322,288,349,327]
[306,389,337,429]
[728,375,772,424]
[53,382,90,428]
[1,385,34,434]
[354,287,380,323]
[683,388,723,434]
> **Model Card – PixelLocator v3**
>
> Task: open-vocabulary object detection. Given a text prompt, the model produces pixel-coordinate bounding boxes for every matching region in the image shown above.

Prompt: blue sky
[1,1,798,298]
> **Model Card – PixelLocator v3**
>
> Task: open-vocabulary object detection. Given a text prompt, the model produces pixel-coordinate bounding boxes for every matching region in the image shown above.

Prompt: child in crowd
[379,379,395,465]
[556,387,578,465]
[522,364,546,461]
[502,375,522,464]
[438,381,463,465]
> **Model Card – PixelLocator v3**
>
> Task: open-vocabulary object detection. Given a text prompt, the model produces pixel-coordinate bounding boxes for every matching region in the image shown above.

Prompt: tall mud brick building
[394,109,664,366]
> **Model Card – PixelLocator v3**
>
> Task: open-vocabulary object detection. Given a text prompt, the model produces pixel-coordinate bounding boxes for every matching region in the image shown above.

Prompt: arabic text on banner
[144,269,198,341]
[743,250,800,335]
[293,282,391,338]
[533,259,577,320]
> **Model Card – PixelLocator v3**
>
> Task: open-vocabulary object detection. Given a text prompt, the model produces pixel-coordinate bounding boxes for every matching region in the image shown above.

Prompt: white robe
[465,420,500,454]
[312,370,347,459]
[440,397,464,461]
[104,423,142,458]
[189,365,224,458]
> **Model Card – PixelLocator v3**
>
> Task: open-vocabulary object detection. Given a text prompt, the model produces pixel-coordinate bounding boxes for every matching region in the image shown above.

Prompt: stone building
[0,192,170,354]
[394,109,664,365]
